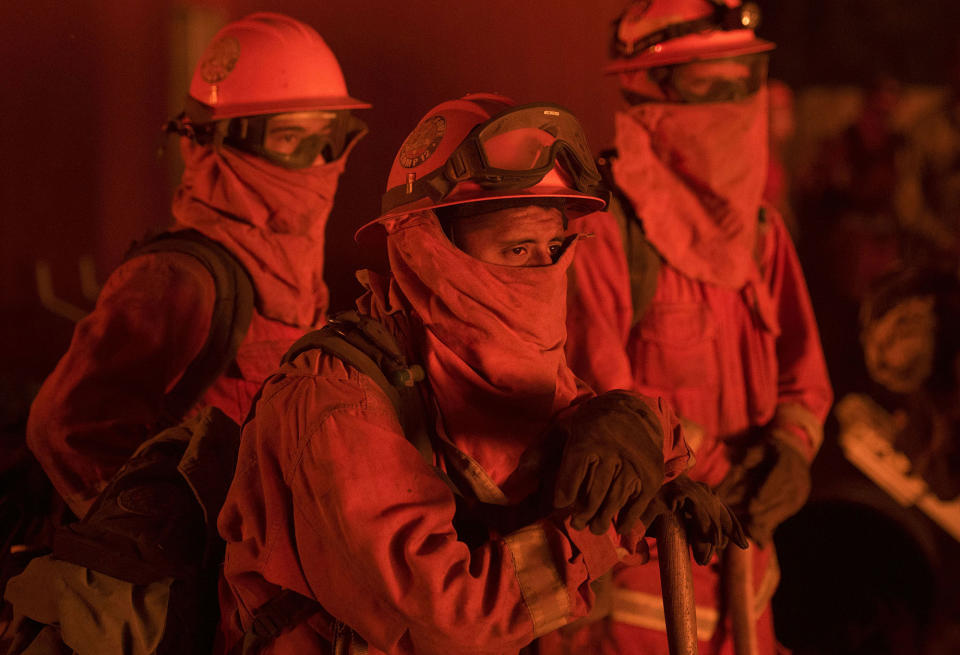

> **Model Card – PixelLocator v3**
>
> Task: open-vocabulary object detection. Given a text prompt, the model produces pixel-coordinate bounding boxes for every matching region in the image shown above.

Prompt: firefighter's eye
[266,129,305,151]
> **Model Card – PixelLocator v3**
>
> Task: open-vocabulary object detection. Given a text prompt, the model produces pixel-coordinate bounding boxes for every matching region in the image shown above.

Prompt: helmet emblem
[200,36,241,84]
[398,115,446,168]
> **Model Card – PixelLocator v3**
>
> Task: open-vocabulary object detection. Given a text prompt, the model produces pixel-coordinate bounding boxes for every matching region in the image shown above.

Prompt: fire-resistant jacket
[27,140,342,518]
[567,205,832,482]
[26,253,305,518]
[216,338,691,655]
[216,208,692,655]
[560,204,833,654]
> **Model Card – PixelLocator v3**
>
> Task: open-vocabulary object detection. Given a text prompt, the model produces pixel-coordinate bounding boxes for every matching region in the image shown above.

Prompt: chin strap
[157,111,220,160]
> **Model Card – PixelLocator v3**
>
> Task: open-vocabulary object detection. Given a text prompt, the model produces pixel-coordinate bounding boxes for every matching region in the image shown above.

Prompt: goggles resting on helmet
[612,0,763,59]
[382,103,607,214]
[623,53,768,104]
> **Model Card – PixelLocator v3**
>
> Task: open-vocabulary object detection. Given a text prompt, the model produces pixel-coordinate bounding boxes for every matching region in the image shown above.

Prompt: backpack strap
[127,229,255,426]
[597,150,662,326]
[238,589,332,655]
[281,310,433,463]
[238,312,438,654]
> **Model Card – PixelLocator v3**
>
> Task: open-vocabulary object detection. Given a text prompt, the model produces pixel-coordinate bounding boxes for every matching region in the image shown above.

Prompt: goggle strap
[162,112,221,147]
[445,140,489,183]
[381,104,606,214]
[425,172,455,200]
[380,139,483,210]
[380,168,453,214]
[614,3,752,58]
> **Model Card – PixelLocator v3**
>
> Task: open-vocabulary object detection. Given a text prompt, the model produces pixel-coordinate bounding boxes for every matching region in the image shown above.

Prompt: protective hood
[612,89,768,290]
[172,137,348,327]
[357,210,586,501]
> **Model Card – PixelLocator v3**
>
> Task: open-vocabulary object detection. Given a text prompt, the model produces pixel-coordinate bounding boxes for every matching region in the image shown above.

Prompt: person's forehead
[677,58,752,79]
[266,110,336,126]
[459,204,562,234]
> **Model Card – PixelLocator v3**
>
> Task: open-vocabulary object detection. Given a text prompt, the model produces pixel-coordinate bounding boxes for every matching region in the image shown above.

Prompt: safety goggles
[624,53,768,104]
[223,110,367,168]
[383,103,606,211]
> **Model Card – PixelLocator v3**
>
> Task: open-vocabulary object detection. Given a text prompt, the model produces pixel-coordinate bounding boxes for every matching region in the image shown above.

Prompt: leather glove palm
[716,434,811,546]
[551,391,665,535]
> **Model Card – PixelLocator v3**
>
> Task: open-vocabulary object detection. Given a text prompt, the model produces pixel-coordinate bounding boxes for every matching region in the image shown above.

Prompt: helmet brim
[190,95,372,121]
[355,186,607,246]
[605,34,775,73]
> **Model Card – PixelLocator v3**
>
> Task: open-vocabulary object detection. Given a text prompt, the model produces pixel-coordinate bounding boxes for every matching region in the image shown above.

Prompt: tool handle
[656,511,699,655]
[724,543,758,655]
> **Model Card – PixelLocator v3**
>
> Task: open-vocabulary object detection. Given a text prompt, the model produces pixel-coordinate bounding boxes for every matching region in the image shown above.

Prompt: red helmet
[606,0,774,72]
[187,12,370,121]
[356,93,608,241]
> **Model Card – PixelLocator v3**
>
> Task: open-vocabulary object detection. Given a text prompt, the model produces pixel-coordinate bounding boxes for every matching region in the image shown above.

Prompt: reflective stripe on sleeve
[771,402,825,457]
[504,523,571,637]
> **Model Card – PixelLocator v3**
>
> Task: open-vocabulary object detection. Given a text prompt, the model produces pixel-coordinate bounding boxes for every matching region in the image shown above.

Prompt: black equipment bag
[42,229,254,655]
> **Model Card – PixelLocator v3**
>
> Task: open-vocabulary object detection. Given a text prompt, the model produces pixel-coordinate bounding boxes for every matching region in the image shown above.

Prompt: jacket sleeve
[26,252,215,516]
[763,208,834,460]
[646,393,692,482]
[565,211,636,393]
[259,366,626,655]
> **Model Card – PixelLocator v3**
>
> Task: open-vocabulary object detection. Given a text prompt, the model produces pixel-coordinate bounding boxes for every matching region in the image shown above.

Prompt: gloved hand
[715,433,811,546]
[551,391,665,536]
[640,474,748,565]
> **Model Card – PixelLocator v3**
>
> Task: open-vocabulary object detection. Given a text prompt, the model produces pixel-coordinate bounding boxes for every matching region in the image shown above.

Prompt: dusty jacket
[558,93,833,655]
[26,253,306,519]
[216,211,690,655]
[27,142,342,517]
[567,206,832,479]
[562,204,832,654]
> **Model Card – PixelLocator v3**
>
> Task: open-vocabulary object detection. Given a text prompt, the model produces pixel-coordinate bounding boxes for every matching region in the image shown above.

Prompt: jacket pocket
[632,302,720,392]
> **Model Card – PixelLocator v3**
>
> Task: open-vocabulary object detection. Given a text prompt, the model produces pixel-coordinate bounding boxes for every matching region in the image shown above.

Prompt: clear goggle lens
[224,110,366,168]
[637,53,769,104]
[261,111,341,165]
[475,106,597,176]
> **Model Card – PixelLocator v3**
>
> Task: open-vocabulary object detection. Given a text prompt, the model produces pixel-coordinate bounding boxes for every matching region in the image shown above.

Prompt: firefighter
[214,94,747,654]
[556,2,833,653]
[25,12,369,519]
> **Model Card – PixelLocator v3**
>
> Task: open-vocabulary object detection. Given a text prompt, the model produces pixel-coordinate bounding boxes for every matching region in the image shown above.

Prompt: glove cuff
[560,518,622,578]
[767,403,824,462]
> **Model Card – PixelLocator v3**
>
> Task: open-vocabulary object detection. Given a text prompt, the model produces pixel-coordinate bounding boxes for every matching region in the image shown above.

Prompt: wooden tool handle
[724,542,758,655]
[656,512,699,655]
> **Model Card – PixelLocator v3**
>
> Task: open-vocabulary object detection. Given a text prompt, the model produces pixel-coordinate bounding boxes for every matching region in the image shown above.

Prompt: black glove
[640,474,748,565]
[716,434,811,546]
[551,391,665,535]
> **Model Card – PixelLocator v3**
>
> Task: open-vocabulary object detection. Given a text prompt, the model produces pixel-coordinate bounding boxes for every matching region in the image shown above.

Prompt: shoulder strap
[597,151,662,325]
[238,589,331,655]
[281,310,433,463]
[238,312,432,653]
[127,229,255,425]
